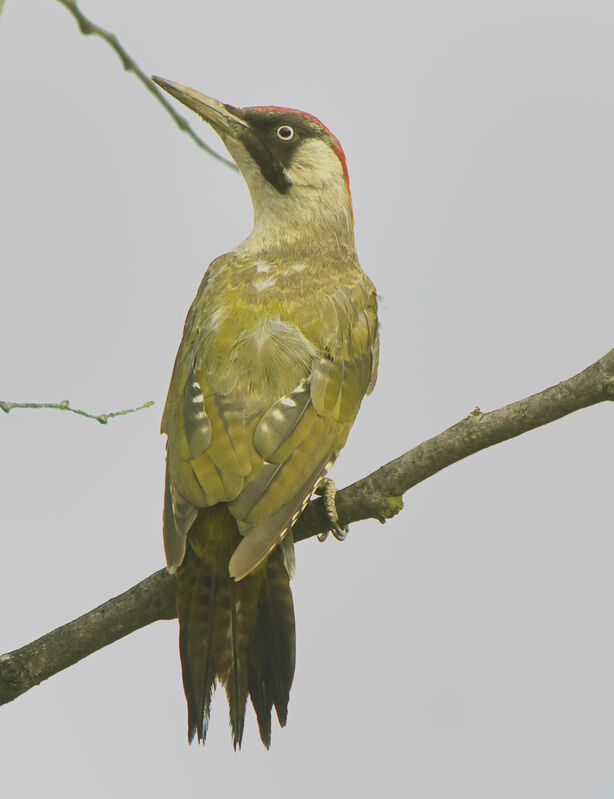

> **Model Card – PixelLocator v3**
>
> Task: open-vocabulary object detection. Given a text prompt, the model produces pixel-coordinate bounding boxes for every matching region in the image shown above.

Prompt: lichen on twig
[0,398,154,424]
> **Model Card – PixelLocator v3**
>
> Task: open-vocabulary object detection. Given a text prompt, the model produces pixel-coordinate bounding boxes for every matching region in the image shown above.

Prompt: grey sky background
[1,1,613,797]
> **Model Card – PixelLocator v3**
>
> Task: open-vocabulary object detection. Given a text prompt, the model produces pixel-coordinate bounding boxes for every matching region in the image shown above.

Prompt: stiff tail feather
[177,505,295,748]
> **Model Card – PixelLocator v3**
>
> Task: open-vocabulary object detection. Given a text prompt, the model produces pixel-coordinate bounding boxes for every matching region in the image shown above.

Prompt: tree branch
[54,0,238,171]
[0,398,154,424]
[0,570,176,706]
[1,348,612,705]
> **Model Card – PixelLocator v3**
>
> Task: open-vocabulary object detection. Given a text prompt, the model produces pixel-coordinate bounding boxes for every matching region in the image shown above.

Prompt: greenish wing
[162,286,379,579]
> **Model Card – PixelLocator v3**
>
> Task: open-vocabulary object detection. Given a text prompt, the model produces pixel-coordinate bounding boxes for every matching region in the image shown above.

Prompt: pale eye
[276,125,295,141]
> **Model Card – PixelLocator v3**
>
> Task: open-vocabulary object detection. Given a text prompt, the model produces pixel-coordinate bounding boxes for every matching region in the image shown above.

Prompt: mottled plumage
[155,77,378,747]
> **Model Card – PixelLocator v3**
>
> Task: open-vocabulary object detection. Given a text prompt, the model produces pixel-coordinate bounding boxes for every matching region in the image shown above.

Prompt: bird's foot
[316,478,349,542]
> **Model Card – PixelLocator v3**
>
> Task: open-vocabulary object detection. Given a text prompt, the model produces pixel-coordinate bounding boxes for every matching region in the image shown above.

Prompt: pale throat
[230,138,355,254]
[240,182,355,257]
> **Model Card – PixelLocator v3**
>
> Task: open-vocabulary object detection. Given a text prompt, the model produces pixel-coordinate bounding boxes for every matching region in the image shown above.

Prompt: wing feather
[199,390,251,478]
[265,404,318,465]
[241,418,336,525]
[162,263,379,578]
[310,358,343,416]
[253,383,311,460]
[183,371,212,459]
[228,453,335,581]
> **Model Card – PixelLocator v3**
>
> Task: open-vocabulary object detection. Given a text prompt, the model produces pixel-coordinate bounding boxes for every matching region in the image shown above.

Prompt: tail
[177,505,295,749]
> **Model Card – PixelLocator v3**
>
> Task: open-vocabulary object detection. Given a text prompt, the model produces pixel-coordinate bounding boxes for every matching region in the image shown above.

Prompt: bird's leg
[316,478,349,542]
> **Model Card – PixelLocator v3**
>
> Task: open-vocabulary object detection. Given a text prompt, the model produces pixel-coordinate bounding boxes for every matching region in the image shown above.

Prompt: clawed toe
[315,478,349,543]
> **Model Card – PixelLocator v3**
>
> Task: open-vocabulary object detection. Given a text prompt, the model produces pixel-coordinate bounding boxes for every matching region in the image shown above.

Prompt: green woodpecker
[153,77,379,748]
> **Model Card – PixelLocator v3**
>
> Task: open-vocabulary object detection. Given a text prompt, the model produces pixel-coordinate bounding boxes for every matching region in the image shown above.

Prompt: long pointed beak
[152,76,247,137]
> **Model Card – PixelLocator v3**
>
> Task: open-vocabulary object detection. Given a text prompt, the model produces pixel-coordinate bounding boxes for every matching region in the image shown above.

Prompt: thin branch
[0,399,154,424]
[1,348,613,705]
[54,0,238,171]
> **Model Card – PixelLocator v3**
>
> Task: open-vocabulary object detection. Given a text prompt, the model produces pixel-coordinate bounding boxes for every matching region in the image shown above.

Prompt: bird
[153,76,379,749]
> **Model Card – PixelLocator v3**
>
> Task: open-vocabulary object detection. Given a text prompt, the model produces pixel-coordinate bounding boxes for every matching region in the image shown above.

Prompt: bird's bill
[151,76,247,136]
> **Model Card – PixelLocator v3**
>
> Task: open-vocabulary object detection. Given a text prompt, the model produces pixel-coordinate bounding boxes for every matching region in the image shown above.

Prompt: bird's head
[152,77,354,245]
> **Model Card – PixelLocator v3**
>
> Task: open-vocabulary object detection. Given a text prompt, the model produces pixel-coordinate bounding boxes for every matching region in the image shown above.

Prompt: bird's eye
[276,125,295,141]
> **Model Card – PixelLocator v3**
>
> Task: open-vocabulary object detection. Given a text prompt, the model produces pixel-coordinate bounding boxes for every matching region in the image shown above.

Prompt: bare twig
[1,347,613,704]
[0,399,154,424]
[54,0,238,171]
